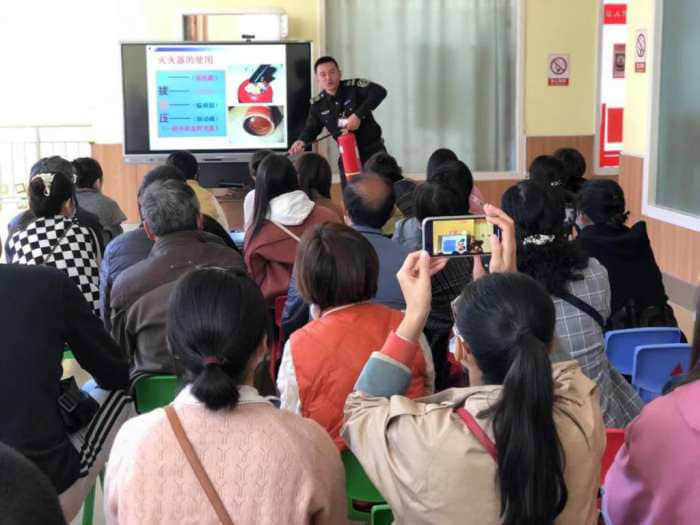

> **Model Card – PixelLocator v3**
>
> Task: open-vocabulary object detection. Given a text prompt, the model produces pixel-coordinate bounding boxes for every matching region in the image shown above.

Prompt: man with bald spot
[281,173,409,336]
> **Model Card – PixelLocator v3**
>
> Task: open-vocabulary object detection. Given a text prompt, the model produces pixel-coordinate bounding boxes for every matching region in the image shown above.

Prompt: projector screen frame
[120,40,313,165]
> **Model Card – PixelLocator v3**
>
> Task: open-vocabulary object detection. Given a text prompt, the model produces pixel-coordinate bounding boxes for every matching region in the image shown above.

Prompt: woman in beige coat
[342,205,605,525]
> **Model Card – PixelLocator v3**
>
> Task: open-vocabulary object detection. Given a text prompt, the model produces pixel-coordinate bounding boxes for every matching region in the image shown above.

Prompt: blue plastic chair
[605,328,682,376]
[632,343,691,402]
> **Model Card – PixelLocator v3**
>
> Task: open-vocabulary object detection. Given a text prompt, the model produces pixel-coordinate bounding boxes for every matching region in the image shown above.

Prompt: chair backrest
[341,449,386,522]
[371,504,394,525]
[600,428,625,485]
[605,327,682,375]
[133,375,179,414]
[632,343,692,402]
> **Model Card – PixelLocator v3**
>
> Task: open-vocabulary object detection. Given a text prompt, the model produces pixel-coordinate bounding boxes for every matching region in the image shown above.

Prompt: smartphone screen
[422,215,500,257]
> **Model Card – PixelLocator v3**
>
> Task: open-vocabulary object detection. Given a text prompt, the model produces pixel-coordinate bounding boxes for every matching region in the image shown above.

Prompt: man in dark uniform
[289,56,388,187]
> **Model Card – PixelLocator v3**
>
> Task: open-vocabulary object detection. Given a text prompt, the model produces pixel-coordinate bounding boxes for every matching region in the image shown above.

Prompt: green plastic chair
[341,449,386,523]
[133,375,179,414]
[81,470,104,525]
[371,504,394,525]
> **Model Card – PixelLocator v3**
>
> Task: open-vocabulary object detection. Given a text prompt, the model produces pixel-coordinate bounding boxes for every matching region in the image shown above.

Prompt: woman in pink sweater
[104,268,347,525]
[603,313,700,525]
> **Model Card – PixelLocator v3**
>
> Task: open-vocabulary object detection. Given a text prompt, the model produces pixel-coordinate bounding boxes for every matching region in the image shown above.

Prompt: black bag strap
[555,291,606,330]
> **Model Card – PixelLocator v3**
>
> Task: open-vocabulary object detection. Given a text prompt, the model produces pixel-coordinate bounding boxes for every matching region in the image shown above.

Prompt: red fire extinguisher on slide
[337,132,361,180]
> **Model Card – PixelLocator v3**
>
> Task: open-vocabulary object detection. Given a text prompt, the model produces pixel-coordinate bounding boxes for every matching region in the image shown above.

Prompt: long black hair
[502,181,588,296]
[167,267,270,411]
[295,152,332,199]
[250,154,300,239]
[455,272,567,525]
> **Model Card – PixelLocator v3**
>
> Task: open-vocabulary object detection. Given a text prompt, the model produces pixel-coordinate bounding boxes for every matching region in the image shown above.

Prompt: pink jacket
[604,379,700,524]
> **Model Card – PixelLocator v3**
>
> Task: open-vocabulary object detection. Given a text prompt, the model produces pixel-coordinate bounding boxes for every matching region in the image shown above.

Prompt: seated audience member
[553,147,587,194]
[529,154,577,232]
[603,304,700,525]
[5,155,104,256]
[295,152,344,220]
[282,173,412,335]
[105,267,347,525]
[502,181,643,427]
[426,147,485,214]
[343,214,605,525]
[73,157,127,242]
[0,248,131,522]
[277,223,434,448]
[243,149,274,231]
[167,150,230,231]
[395,179,472,389]
[577,179,675,328]
[8,169,102,315]
[110,179,244,379]
[364,151,416,219]
[244,154,340,304]
[0,442,67,525]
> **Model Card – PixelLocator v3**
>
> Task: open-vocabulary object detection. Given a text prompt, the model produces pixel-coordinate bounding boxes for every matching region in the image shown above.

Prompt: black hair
[29,156,73,184]
[0,442,67,524]
[529,155,566,188]
[314,56,339,73]
[296,152,332,199]
[414,180,470,221]
[250,154,300,239]
[426,148,458,177]
[28,172,76,218]
[166,150,199,180]
[248,149,274,181]
[501,181,588,296]
[72,157,103,189]
[426,160,474,205]
[364,151,403,184]
[552,148,587,193]
[167,267,270,411]
[578,179,629,229]
[456,272,567,525]
[343,173,395,229]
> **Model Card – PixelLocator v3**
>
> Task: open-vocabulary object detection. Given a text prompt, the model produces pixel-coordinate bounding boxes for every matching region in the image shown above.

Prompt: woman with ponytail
[343,205,605,524]
[577,179,675,328]
[105,267,347,525]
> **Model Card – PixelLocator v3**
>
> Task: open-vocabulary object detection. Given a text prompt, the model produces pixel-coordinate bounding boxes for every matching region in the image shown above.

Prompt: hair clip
[34,173,55,197]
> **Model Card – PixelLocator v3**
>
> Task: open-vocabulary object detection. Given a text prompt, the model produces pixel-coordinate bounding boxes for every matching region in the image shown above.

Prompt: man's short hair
[166,151,198,180]
[140,179,200,236]
[314,56,339,73]
[295,222,378,310]
[73,157,103,188]
[138,165,186,200]
[0,442,67,524]
[343,173,395,229]
[364,151,403,183]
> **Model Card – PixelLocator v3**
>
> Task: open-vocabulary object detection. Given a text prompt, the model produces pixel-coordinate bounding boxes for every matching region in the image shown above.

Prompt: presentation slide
[146,44,287,151]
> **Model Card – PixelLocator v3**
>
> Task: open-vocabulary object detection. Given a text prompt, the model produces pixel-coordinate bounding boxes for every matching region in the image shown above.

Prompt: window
[324,0,520,175]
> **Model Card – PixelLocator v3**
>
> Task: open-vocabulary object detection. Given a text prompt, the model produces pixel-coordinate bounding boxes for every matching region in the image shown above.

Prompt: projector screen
[121,42,311,161]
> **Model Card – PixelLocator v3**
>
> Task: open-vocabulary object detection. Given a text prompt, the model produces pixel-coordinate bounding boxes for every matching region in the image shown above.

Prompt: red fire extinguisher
[337,132,361,179]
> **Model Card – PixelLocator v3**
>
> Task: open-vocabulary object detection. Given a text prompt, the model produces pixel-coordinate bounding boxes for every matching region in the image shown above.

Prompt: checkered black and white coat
[8,215,101,316]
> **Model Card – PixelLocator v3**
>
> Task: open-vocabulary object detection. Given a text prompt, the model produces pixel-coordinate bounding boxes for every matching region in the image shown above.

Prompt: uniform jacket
[283,303,430,449]
[244,191,340,303]
[343,333,605,525]
[110,230,244,379]
[298,78,387,158]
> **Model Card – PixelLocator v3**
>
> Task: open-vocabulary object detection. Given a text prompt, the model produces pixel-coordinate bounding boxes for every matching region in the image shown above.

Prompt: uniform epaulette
[310,93,324,104]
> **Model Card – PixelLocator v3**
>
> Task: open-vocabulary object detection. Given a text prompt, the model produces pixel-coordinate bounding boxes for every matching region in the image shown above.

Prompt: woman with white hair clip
[7,168,102,316]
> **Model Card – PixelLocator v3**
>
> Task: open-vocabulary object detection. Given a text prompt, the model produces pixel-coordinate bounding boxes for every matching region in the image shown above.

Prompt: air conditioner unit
[238,9,288,41]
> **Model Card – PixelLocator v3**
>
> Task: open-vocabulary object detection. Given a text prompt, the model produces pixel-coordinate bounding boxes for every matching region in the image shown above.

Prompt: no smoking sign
[548,54,570,86]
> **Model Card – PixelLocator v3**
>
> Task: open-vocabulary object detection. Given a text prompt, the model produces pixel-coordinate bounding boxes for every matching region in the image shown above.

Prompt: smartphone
[422,215,501,258]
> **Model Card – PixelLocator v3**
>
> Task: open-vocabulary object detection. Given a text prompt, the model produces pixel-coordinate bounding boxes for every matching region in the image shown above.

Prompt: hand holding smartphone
[422,215,502,258]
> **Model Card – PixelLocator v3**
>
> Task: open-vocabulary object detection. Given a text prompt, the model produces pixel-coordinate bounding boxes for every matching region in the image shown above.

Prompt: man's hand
[289,139,305,155]
[345,114,361,131]
[396,251,447,342]
[473,204,517,280]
